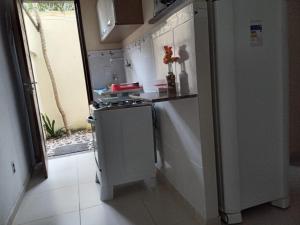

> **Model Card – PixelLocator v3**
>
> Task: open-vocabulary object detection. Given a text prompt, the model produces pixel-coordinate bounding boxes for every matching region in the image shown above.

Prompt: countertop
[130,92,198,103]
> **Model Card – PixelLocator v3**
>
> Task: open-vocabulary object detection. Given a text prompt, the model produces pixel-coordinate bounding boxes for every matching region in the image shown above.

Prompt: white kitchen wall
[124,35,157,92]
[124,4,198,94]
[155,98,206,215]
[152,4,198,93]
[123,3,219,224]
[88,49,126,94]
[151,3,206,217]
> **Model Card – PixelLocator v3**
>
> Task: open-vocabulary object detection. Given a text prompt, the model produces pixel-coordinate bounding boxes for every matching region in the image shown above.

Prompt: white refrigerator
[210,0,289,223]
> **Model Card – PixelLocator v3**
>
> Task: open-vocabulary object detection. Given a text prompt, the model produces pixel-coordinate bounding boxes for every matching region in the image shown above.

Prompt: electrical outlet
[11,162,16,174]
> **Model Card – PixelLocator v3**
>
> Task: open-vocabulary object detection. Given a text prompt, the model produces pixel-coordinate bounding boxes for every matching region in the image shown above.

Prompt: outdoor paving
[46,131,93,157]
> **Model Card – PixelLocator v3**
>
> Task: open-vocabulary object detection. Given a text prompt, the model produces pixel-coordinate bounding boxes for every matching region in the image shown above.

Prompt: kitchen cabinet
[97,0,144,42]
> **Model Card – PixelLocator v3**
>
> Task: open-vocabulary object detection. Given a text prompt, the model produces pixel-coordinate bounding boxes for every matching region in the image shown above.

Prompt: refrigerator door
[213,0,241,221]
[213,0,289,223]
[232,0,289,211]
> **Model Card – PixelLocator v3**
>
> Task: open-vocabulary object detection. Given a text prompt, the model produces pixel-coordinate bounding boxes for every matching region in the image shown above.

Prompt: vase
[166,63,176,95]
[179,63,190,94]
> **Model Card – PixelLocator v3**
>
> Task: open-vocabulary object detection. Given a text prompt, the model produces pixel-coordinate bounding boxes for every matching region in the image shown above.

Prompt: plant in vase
[163,45,179,95]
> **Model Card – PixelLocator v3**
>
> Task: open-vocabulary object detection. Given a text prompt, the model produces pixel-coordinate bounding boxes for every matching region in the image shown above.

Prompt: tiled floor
[12,152,200,225]
[12,152,300,225]
[239,165,300,225]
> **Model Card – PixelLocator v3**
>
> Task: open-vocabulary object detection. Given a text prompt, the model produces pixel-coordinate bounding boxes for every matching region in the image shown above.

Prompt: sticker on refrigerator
[250,21,263,47]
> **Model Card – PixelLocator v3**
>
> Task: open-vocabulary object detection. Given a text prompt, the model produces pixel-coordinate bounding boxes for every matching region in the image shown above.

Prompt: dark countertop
[130,92,198,103]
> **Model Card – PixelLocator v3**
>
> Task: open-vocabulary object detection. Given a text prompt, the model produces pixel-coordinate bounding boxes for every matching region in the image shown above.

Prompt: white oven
[88,103,156,201]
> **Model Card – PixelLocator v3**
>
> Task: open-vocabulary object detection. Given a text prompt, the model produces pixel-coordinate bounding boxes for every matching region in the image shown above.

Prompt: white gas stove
[88,99,156,200]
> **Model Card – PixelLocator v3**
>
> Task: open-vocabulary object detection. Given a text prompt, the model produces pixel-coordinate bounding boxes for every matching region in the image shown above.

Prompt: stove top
[93,98,147,111]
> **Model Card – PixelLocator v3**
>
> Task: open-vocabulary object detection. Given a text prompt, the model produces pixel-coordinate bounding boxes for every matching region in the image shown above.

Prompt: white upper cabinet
[97,0,144,42]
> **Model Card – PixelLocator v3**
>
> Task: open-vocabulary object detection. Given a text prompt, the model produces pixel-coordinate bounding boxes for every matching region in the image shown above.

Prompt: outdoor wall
[24,11,90,130]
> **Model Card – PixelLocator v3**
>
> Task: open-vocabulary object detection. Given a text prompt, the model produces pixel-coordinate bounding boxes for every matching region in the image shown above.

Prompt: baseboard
[6,173,31,225]
[156,170,221,225]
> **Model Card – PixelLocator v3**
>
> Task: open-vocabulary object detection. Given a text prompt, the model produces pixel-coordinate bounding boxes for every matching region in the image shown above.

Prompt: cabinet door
[121,106,155,179]
[105,0,115,28]
[97,0,108,37]
[97,0,116,39]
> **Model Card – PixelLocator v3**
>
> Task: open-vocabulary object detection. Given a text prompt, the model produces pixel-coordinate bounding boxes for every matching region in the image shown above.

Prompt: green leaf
[51,120,55,131]
[41,113,58,138]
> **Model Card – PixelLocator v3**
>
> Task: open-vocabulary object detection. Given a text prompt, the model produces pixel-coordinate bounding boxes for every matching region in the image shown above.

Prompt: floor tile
[20,211,80,225]
[78,165,96,184]
[12,152,300,225]
[13,186,79,225]
[173,218,202,225]
[77,152,98,184]
[112,181,150,204]
[142,185,194,225]
[26,167,78,196]
[48,155,78,173]
[79,182,102,210]
[76,152,95,166]
[235,165,300,225]
[78,163,97,184]
[80,202,155,225]
[242,207,297,225]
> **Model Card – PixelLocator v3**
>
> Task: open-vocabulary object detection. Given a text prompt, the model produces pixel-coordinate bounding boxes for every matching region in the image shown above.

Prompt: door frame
[74,0,94,104]
[12,0,49,178]
[13,0,94,176]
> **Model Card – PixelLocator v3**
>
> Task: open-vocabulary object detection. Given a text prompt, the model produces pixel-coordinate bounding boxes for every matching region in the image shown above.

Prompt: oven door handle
[87,116,95,124]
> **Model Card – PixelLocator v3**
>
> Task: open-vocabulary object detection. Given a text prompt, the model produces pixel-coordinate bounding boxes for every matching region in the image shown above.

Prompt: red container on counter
[111,83,141,92]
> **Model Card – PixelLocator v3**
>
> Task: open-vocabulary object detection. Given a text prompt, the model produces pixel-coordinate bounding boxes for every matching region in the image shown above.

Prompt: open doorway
[287,0,300,220]
[20,0,93,158]
[289,0,300,166]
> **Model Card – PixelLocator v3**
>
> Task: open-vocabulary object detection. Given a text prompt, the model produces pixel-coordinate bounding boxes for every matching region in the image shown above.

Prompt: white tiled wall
[124,4,197,94]
[152,3,198,93]
[152,30,175,81]
[173,18,198,93]
[124,36,157,92]
[123,3,207,218]
[88,49,126,91]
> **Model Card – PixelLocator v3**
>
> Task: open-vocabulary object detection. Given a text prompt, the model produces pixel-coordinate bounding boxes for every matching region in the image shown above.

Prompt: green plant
[41,114,65,139]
